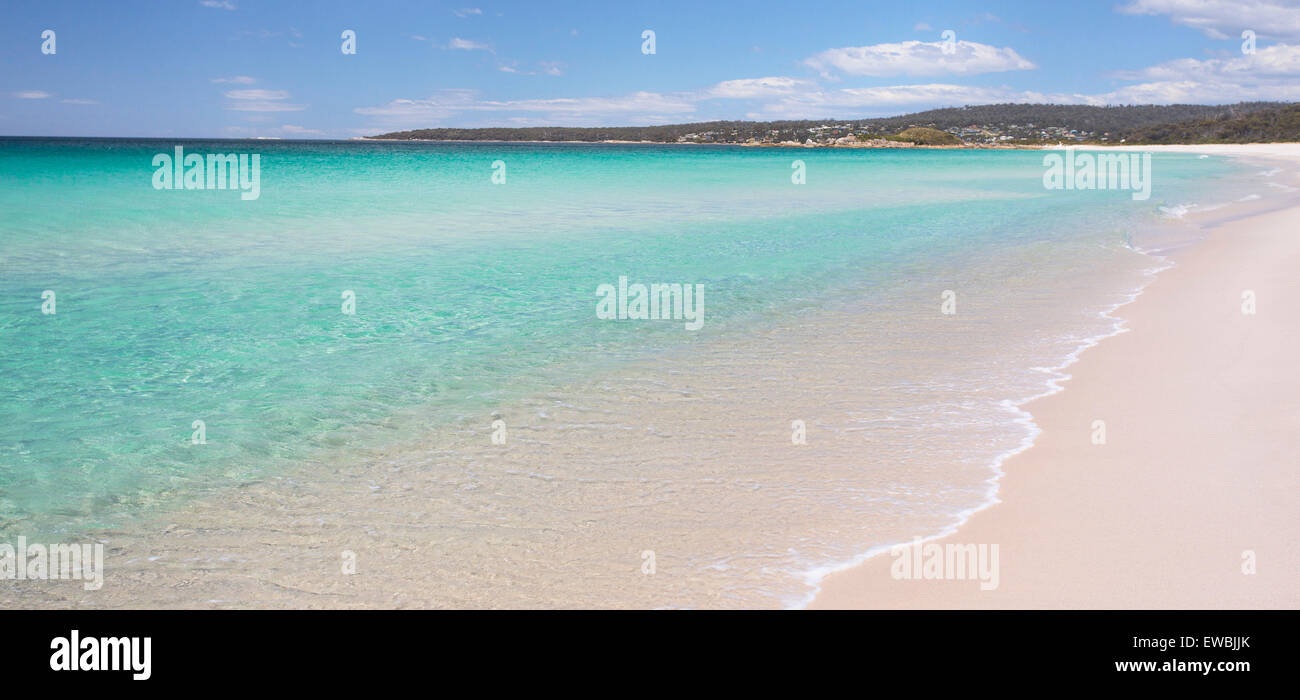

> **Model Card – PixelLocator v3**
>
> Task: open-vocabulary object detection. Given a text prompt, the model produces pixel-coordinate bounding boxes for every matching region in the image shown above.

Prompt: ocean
[0,138,1268,607]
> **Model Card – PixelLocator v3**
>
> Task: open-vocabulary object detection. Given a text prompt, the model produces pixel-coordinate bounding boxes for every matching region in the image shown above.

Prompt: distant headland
[366,101,1300,148]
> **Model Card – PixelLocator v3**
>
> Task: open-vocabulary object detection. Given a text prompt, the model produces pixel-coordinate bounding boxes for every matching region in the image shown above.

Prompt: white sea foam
[790,247,1175,609]
[1160,201,1231,219]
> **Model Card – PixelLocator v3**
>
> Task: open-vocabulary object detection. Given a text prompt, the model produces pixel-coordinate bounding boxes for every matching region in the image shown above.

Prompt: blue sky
[3,0,1300,137]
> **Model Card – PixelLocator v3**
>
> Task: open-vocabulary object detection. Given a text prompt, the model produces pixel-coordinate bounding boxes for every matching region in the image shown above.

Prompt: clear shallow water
[0,139,1272,606]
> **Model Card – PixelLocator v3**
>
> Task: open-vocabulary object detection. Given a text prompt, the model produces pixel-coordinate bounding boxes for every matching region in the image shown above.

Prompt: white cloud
[356,89,695,128]
[914,22,933,31]
[497,60,565,76]
[353,29,1300,129]
[13,91,52,99]
[224,88,306,112]
[448,37,490,51]
[199,0,236,10]
[357,80,1087,129]
[227,102,306,112]
[224,89,290,100]
[752,44,1300,118]
[1100,44,1300,103]
[1118,0,1300,41]
[804,40,1036,78]
[222,124,327,138]
[61,98,98,105]
[489,93,695,117]
[1113,44,1300,80]
[703,77,818,99]
[211,76,256,84]
[453,8,483,17]
[749,84,1099,120]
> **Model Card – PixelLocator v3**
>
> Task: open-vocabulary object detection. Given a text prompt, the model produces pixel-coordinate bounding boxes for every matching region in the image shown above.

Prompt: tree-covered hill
[1119,103,1300,143]
[367,102,1289,145]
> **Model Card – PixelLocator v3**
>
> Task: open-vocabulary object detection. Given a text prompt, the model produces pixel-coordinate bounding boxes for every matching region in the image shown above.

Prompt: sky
[3,0,1300,138]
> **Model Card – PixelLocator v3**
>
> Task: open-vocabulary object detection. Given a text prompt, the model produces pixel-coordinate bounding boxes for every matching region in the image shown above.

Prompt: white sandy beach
[811,144,1300,608]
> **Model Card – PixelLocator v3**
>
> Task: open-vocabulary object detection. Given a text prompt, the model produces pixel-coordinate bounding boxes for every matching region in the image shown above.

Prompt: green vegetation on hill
[367,102,1294,146]
[892,127,961,145]
[860,102,1280,136]
[1120,103,1300,144]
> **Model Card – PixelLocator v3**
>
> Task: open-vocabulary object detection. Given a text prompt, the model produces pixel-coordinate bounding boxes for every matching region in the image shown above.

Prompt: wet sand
[811,146,1300,608]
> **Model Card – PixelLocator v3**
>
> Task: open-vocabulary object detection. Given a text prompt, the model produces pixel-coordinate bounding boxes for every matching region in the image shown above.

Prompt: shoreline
[356,138,1300,152]
[794,249,1175,609]
[3,144,1295,609]
[354,136,1034,149]
[808,144,1300,608]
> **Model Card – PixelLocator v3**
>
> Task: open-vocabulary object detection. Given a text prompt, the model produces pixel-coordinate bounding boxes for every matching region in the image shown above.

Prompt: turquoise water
[0,139,1251,538]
